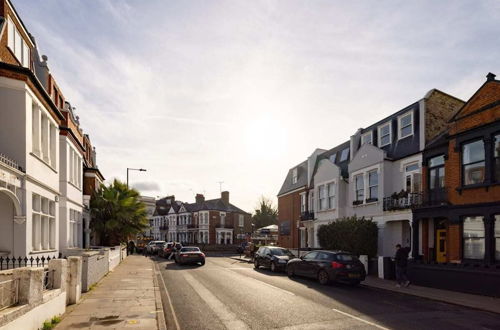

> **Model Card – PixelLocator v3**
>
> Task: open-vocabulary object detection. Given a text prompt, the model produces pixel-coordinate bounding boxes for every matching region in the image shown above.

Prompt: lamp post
[126,168,146,188]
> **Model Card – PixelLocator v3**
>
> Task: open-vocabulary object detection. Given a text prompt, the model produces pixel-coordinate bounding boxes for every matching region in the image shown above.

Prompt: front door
[436,229,446,263]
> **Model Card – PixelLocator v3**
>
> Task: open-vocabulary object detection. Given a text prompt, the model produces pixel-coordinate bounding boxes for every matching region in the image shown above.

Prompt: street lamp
[126,168,146,188]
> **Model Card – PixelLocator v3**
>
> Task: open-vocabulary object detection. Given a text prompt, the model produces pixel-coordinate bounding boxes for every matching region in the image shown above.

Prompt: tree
[317,216,378,257]
[90,179,149,246]
[251,197,278,229]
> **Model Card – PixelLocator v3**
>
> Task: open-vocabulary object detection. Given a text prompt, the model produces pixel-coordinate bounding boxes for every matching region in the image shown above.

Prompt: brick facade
[277,188,303,249]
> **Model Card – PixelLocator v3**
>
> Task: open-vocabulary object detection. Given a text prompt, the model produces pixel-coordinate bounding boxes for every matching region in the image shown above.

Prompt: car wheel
[287,265,295,278]
[200,260,205,266]
[271,262,277,273]
[254,259,259,269]
[318,270,330,285]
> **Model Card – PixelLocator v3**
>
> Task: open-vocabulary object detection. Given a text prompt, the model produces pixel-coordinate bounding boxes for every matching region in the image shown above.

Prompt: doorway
[436,229,447,263]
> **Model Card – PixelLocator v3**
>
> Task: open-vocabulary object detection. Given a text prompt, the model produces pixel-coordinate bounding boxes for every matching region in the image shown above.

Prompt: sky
[13,0,500,212]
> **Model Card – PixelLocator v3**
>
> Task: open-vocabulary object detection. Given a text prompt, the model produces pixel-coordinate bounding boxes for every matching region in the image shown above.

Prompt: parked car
[286,250,366,286]
[158,242,174,258]
[146,240,166,254]
[254,246,295,272]
[174,247,205,266]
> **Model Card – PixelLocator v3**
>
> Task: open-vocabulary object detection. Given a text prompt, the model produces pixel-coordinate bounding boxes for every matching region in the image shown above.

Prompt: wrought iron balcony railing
[300,211,315,221]
[383,193,422,211]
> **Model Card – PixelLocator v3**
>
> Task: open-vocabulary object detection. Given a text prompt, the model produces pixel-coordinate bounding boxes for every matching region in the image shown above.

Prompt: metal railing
[300,211,314,221]
[383,193,422,211]
[43,269,54,291]
[0,278,19,311]
[0,153,21,171]
[0,255,57,271]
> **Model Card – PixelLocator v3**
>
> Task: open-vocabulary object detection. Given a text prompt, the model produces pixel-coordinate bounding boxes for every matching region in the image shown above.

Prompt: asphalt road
[155,256,500,330]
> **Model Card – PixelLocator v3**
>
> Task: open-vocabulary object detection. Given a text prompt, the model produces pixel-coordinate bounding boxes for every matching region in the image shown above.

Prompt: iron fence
[0,255,57,271]
[0,278,19,311]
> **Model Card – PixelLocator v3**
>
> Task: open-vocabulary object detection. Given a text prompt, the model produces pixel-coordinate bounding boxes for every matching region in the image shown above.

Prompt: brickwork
[447,223,461,262]
[425,90,465,144]
[453,81,500,122]
[277,189,304,249]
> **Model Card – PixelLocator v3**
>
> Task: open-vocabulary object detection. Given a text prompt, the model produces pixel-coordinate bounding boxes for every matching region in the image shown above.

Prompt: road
[155,256,500,330]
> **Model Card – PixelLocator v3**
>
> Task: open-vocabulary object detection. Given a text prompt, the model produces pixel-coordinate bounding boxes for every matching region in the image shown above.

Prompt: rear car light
[331,261,345,269]
[200,253,205,257]
[181,254,188,257]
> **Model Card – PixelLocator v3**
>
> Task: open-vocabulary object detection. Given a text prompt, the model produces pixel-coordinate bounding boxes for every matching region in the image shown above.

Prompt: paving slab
[55,255,166,330]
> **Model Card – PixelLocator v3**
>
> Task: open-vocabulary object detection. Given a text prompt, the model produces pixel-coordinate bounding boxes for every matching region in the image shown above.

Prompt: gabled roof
[314,141,350,179]
[450,73,500,122]
[277,160,308,196]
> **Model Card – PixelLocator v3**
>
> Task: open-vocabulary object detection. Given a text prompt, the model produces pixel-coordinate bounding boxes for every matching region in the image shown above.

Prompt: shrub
[317,216,378,257]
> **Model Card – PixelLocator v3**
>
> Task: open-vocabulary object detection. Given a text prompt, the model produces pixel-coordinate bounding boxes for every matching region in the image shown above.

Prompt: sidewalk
[56,255,166,330]
[229,255,500,314]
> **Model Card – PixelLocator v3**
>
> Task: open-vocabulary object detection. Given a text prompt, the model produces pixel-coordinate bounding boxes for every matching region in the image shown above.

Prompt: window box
[365,198,378,203]
[352,200,363,206]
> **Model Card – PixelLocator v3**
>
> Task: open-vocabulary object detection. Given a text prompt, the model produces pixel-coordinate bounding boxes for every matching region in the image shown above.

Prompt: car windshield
[155,242,165,246]
[180,247,200,252]
[270,248,293,257]
[336,254,357,261]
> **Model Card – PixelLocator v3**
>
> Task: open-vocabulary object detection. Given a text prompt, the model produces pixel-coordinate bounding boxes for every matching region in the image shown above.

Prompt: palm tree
[90,179,149,246]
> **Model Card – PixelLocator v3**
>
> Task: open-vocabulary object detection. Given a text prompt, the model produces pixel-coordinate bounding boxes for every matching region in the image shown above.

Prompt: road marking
[155,262,181,330]
[331,308,390,330]
[183,272,249,330]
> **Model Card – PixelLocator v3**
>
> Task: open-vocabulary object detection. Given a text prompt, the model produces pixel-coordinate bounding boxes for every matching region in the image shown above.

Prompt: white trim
[6,0,35,48]
[378,122,392,147]
[277,186,306,198]
[419,99,425,151]
[397,111,414,140]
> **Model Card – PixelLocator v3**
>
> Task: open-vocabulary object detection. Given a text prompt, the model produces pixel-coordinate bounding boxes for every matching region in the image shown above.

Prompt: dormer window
[398,111,414,139]
[7,17,30,68]
[329,153,337,164]
[292,168,298,184]
[361,131,373,145]
[339,148,349,162]
[378,122,392,147]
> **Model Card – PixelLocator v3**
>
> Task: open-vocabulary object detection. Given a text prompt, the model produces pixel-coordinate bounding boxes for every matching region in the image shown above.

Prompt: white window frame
[318,185,327,211]
[339,148,350,162]
[368,170,378,200]
[7,17,30,68]
[378,122,392,147]
[361,131,373,145]
[327,182,336,209]
[355,174,365,202]
[32,194,55,252]
[398,111,414,140]
[238,214,244,227]
[292,168,298,184]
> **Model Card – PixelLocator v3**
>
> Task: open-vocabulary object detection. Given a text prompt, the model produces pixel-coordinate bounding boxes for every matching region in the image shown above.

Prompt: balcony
[216,223,234,229]
[419,188,448,207]
[300,211,314,221]
[0,152,23,172]
[383,192,421,211]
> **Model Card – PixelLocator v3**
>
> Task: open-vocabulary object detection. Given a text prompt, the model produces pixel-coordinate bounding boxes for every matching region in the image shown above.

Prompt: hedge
[317,216,378,257]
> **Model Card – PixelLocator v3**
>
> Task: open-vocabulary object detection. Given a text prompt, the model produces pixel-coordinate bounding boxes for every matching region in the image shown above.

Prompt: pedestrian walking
[394,244,410,288]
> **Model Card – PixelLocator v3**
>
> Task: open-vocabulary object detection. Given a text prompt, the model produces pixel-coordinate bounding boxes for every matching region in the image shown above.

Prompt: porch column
[412,219,419,259]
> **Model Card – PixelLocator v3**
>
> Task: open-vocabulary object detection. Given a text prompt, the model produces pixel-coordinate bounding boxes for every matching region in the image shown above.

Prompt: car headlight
[278,259,287,264]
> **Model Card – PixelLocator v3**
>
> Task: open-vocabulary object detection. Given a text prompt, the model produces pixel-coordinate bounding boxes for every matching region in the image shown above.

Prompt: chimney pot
[196,194,205,204]
[486,72,496,81]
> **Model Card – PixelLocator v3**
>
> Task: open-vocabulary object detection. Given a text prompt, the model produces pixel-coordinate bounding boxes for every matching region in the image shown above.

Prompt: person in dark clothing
[394,244,410,287]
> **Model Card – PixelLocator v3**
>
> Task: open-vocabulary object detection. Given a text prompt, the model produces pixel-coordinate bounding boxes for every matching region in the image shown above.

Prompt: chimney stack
[487,72,496,81]
[196,194,205,204]
[221,191,229,205]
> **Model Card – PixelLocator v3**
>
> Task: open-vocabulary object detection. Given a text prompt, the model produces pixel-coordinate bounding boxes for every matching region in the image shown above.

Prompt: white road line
[155,262,181,330]
[183,272,249,330]
[331,308,390,330]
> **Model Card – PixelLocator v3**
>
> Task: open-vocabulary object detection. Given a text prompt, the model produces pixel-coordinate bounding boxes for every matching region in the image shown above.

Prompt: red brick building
[412,73,500,296]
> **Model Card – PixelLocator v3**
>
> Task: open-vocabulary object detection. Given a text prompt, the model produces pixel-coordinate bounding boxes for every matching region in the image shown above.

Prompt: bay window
[463,216,485,260]
[462,140,485,185]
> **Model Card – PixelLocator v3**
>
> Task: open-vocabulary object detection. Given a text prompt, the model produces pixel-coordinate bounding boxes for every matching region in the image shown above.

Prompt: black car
[286,250,366,286]
[254,246,295,272]
[175,247,205,265]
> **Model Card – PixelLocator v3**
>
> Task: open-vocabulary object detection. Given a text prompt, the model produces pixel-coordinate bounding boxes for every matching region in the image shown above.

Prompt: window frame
[461,139,486,186]
[292,168,298,184]
[361,131,373,146]
[327,182,336,209]
[462,216,485,260]
[397,111,414,140]
[378,122,392,147]
[355,174,365,203]
[494,134,500,182]
[367,171,378,201]
[339,148,350,162]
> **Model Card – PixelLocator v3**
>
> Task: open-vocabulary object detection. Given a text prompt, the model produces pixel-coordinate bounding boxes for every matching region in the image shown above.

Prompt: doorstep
[362,275,500,315]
